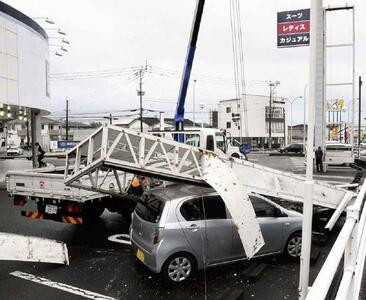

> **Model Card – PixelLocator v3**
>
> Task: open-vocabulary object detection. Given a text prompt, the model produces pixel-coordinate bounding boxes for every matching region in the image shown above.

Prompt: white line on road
[10,271,116,300]
[108,234,131,245]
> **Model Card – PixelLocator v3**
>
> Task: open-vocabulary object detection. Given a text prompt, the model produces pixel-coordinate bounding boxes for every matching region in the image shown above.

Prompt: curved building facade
[0,1,50,119]
[0,1,50,157]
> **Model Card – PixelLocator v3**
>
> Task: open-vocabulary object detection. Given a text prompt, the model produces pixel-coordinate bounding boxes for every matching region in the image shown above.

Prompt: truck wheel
[121,211,132,224]
[231,153,240,158]
[83,205,105,219]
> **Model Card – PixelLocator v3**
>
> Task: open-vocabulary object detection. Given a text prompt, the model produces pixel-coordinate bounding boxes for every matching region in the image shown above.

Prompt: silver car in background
[130,184,302,283]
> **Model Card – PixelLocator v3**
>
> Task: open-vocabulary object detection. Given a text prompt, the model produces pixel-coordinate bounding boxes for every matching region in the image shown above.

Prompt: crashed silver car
[130,184,302,283]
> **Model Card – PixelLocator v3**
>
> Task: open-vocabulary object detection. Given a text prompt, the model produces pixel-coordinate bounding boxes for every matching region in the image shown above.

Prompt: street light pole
[283,96,303,145]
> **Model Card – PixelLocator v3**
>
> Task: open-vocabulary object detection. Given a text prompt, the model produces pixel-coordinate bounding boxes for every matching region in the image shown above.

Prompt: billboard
[277,8,310,48]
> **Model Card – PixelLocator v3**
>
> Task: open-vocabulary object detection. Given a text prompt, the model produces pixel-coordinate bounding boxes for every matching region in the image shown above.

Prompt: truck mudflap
[61,216,83,224]
[21,211,83,224]
[0,232,69,265]
[21,211,44,220]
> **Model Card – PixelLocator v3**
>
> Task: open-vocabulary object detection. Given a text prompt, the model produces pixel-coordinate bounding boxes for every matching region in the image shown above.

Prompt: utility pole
[136,64,147,133]
[359,76,362,148]
[283,108,286,147]
[104,114,113,125]
[65,97,69,141]
[268,81,280,150]
[269,84,272,150]
[139,69,143,132]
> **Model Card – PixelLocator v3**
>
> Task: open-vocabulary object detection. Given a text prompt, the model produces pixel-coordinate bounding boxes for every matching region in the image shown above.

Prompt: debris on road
[0,232,69,265]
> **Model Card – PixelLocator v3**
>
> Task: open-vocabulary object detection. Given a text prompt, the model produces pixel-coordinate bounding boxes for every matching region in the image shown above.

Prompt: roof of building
[66,121,92,129]
[115,117,209,128]
[41,117,59,125]
[289,124,308,129]
[5,117,92,128]
[218,94,285,104]
[0,1,48,41]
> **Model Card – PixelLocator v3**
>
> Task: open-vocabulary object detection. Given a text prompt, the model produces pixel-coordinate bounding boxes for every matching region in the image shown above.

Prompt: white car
[7,146,23,156]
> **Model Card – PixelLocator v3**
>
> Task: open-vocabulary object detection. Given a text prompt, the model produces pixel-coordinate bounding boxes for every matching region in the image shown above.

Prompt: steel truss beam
[65,125,349,209]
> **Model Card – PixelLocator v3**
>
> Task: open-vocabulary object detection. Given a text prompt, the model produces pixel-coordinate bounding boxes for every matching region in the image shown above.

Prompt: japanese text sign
[277,8,310,48]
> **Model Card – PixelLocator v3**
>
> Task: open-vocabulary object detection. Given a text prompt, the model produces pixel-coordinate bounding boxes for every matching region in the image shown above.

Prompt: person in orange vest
[130,176,143,196]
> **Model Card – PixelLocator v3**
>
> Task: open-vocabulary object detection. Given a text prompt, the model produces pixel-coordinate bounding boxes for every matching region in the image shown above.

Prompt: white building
[4,117,96,151]
[0,1,50,154]
[217,94,287,148]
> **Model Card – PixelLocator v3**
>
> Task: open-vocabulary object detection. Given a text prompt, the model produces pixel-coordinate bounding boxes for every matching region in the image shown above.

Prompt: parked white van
[325,142,354,166]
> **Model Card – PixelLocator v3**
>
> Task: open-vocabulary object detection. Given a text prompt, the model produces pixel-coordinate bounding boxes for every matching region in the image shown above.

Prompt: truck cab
[150,128,245,159]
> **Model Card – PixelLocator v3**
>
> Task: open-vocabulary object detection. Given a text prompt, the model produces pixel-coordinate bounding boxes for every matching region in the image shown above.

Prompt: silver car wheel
[287,235,302,258]
[167,257,191,282]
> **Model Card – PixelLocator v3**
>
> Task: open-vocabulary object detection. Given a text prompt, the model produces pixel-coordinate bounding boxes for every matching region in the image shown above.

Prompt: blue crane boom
[174,0,205,141]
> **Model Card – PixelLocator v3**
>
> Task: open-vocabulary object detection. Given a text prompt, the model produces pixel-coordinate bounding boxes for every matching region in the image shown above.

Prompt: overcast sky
[4,0,366,125]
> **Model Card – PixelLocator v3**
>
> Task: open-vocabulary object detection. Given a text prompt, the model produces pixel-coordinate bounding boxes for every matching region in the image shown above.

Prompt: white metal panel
[202,155,264,258]
[0,232,69,265]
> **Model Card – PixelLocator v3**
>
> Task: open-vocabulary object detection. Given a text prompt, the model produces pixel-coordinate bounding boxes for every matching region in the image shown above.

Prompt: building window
[41,125,44,130]
[226,122,231,129]
[266,106,284,119]
[265,121,284,134]
[226,107,231,113]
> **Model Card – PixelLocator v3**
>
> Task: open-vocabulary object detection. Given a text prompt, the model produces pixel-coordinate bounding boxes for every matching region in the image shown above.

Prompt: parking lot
[0,154,362,299]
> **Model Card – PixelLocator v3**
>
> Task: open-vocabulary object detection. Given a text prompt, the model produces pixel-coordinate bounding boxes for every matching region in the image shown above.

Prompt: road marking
[108,234,131,245]
[10,271,116,300]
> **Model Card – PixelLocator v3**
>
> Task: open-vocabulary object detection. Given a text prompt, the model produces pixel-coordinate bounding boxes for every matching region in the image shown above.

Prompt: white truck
[6,167,137,224]
[150,128,247,159]
[6,127,247,225]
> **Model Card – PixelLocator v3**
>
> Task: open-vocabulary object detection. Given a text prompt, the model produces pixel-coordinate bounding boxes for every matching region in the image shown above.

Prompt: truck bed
[6,168,137,225]
[7,169,104,202]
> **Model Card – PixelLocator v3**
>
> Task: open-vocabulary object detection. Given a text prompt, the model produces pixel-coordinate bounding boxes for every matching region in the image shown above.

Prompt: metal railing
[307,179,366,299]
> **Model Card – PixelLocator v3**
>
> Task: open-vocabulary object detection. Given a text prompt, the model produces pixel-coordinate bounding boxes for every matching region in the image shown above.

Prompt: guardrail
[306,179,366,299]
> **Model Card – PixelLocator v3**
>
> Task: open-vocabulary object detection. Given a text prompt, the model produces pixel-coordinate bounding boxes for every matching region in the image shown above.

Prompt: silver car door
[231,195,283,258]
[203,195,233,265]
[176,198,206,262]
